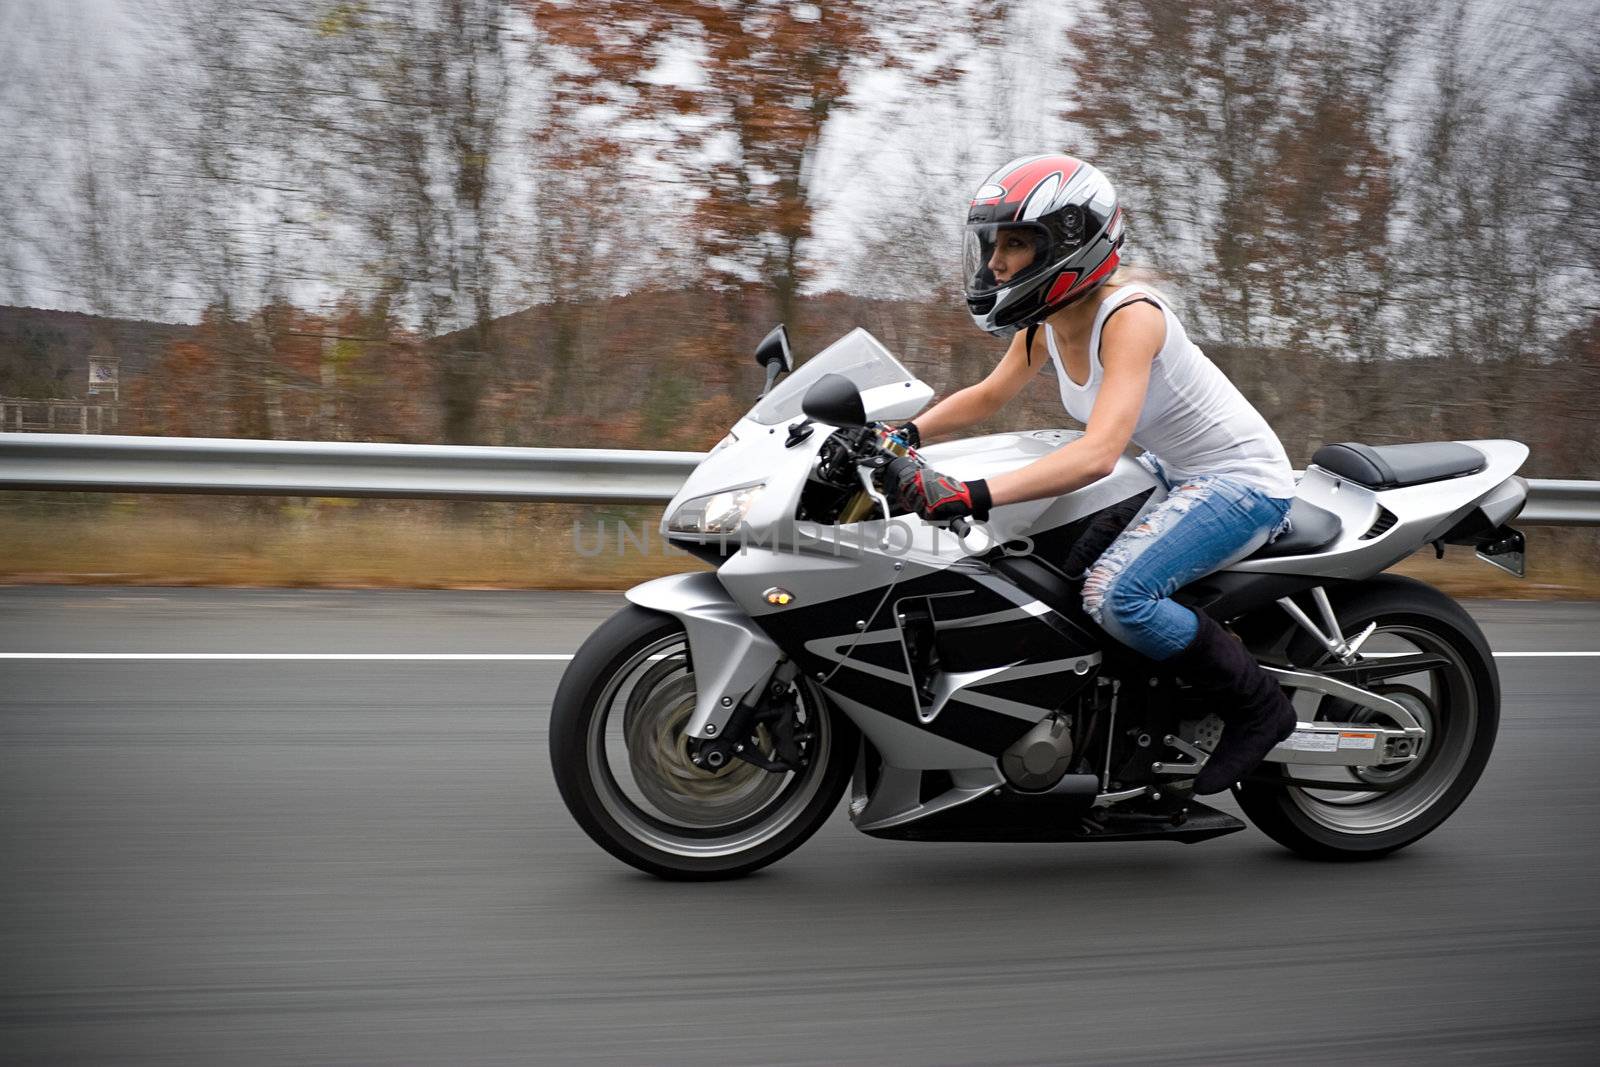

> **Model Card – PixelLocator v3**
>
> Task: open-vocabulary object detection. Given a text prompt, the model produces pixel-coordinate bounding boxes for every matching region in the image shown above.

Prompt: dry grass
[1388,536,1600,600]
[1,494,1596,597]
[0,496,708,590]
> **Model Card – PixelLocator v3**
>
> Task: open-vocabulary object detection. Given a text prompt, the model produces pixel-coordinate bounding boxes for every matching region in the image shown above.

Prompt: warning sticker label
[1287,731,1338,753]
[1339,732,1378,750]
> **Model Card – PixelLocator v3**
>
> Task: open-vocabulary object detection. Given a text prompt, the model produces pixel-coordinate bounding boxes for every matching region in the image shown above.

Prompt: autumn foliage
[4,0,1596,493]
[129,301,435,442]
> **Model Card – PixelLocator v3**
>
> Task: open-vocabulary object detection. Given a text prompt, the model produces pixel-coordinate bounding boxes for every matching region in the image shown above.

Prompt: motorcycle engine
[1001,714,1075,791]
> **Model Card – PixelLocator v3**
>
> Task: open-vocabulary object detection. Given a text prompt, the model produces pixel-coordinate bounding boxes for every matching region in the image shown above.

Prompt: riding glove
[886,456,991,522]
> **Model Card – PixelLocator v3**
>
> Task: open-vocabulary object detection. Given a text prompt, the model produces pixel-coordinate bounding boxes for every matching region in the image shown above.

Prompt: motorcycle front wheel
[550,605,855,880]
[1235,575,1500,860]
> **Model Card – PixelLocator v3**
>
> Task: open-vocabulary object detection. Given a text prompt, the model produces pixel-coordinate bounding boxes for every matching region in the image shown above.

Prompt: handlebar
[848,430,981,538]
[824,428,985,539]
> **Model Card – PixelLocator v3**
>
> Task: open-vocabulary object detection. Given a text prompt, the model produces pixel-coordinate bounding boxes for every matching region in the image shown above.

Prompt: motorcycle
[551,325,1529,879]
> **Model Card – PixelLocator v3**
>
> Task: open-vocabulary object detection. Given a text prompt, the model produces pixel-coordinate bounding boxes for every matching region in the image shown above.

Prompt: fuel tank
[917,429,1165,553]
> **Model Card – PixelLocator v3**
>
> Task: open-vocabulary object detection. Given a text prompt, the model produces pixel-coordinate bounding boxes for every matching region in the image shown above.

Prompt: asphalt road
[3,587,1599,1065]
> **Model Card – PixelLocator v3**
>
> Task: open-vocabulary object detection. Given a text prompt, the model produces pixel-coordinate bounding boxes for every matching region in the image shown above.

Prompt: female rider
[885,153,1298,796]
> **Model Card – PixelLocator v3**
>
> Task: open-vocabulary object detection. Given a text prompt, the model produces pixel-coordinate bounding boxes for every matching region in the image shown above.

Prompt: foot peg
[1150,733,1207,776]
[1195,703,1297,795]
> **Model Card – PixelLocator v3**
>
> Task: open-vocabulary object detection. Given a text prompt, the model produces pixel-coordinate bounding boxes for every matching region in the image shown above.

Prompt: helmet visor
[963,223,1053,298]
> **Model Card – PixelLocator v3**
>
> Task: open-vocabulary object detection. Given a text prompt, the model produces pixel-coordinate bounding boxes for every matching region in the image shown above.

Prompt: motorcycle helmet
[964,153,1125,338]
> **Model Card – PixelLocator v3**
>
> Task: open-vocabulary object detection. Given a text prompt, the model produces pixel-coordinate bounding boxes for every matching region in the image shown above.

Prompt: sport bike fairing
[652,327,1164,761]
[639,327,1528,833]
[1227,439,1528,579]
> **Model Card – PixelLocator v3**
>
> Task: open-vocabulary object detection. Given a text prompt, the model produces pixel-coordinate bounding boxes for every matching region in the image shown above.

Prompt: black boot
[1164,612,1297,796]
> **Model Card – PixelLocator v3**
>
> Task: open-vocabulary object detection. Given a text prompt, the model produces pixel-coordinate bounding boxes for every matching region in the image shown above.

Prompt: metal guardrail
[0,433,700,505]
[1515,480,1600,526]
[0,432,1597,524]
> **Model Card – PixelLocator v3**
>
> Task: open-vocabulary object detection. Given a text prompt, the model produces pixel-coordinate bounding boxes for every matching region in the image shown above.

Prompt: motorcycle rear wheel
[550,605,855,880]
[1235,575,1500,860]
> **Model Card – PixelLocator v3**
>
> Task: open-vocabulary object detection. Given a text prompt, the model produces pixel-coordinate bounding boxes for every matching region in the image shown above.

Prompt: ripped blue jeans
[1080,455,1294,662]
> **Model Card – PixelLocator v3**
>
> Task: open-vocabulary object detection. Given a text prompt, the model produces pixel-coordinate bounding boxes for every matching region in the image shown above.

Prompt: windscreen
[746,328,917,426]
[963,222,1053,298]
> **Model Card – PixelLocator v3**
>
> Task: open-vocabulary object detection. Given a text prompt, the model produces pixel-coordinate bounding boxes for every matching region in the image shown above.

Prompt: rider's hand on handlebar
[884,455,991,523]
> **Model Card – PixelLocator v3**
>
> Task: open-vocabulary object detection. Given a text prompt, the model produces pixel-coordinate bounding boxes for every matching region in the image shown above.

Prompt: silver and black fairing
[633,328,1528,837]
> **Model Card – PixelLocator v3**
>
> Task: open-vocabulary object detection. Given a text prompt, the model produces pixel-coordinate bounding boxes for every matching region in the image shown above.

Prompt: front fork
[686,659,812,774]
[624,571,783,742]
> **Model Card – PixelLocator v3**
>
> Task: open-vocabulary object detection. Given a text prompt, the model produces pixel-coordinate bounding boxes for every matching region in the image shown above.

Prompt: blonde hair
[1107,263,1171,288]
[1102,263,1180,311]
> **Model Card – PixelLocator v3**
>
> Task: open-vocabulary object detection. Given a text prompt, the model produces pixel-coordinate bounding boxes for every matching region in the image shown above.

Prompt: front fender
[625,572,782,741]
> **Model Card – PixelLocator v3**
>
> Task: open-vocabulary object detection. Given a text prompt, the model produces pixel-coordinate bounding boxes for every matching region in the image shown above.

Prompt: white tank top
[1043,285,1296,499]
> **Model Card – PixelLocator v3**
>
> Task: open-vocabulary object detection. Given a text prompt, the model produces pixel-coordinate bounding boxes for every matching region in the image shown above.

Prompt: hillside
[0,306,195,399]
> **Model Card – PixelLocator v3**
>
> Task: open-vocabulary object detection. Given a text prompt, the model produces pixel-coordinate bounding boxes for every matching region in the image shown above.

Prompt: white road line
[0,652,1595,661]
[0,653,576,661]
[1365,651,1599,659]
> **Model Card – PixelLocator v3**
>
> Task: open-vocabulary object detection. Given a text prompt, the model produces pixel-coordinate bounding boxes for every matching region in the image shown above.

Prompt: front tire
[1235,575,1500,860]
[550,605,855,880]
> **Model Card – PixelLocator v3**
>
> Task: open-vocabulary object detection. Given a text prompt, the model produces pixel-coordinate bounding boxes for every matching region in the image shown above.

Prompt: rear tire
[1235,575,1499,860]
[550,605,855,880]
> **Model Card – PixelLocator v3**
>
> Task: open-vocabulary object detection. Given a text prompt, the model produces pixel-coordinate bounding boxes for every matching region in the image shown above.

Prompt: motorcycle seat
[1246,497,1342,560]
[1310,441,1485,490]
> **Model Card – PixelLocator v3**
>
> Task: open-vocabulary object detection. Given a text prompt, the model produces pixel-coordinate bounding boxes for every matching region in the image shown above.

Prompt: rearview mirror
[800,373,868,428]
[753,325,792,372]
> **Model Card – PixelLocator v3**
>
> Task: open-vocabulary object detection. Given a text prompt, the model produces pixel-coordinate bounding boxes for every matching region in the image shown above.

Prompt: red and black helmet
[964,154,1125,338]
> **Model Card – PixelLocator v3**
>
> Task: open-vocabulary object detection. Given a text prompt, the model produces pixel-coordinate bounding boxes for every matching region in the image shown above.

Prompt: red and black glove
[885,456,991,522]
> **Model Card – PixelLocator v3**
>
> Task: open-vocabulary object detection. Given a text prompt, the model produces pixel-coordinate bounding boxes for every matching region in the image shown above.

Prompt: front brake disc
[621,667,784,826]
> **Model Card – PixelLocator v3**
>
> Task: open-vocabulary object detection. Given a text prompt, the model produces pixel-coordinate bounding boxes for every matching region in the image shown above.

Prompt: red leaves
[521,1,874,292]
[131,302,436,443]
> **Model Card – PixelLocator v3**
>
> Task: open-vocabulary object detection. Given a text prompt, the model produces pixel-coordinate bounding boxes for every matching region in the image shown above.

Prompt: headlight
[666,482,766,535]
